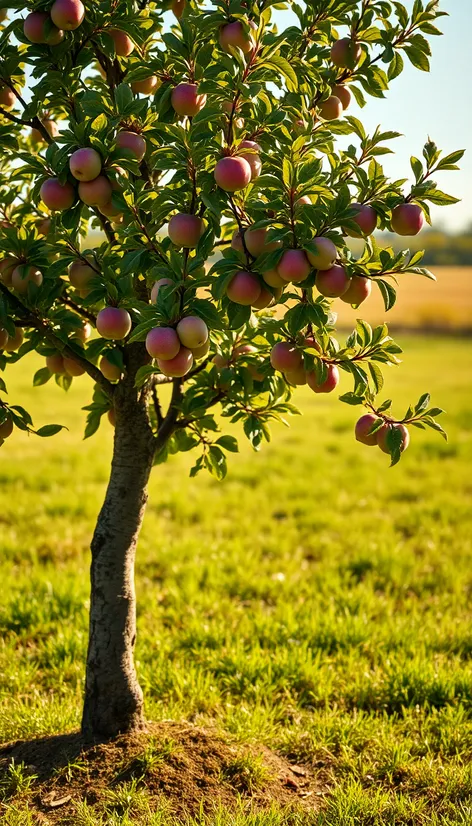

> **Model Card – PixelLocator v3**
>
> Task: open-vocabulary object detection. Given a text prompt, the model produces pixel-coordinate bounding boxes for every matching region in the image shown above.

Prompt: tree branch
[154,378,183,450]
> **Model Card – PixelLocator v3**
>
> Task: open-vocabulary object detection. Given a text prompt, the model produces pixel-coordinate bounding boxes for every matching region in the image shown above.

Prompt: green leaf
[36,424,66,437]
[215,435,239,453]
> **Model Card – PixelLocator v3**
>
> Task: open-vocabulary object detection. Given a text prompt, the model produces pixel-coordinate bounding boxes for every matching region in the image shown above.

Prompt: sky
[274,0,471,232]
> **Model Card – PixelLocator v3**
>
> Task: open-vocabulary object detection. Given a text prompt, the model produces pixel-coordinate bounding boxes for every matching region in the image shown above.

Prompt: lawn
[1,336,472,825]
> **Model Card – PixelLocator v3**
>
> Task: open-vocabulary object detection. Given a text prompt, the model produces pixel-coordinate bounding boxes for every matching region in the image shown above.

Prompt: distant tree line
[381,226,472,266]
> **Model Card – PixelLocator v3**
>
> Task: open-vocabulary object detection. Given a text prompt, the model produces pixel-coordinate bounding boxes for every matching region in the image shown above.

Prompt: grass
[0,335,471,824]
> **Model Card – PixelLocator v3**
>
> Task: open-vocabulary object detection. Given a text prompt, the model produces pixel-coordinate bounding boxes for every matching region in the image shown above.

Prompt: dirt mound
[0,721,320,822]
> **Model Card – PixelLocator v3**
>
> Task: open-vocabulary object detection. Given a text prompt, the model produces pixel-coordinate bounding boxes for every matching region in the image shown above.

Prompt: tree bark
[81,352,155,740]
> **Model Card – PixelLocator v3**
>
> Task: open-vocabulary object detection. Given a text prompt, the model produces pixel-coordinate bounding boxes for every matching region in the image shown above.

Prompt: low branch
[0,283,114,398]
[58,293,97,324]
[154,378,183,450]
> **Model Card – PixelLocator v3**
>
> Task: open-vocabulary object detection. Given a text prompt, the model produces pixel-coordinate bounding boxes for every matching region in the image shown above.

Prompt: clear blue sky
[275,0,470,232]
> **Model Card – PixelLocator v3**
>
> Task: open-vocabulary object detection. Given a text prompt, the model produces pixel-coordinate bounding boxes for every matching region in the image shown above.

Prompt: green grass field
[1,336,472,825]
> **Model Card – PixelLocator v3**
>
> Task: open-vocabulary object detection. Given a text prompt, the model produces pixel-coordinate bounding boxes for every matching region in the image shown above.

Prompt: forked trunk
[81,370,155,739]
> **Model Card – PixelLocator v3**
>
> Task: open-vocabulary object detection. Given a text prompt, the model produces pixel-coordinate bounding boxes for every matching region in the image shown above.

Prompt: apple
[307,363,339,393]
[109,29,134,57]
[238,139,262,179]
[40,178,75,211]
[0,257,19,285]
[64,357,85,376]
[276,249,311,283]
[270,342,302,372]
[69,258,95,289]
[168,213,204,248]
[355,413,379,446]
[71,322,92,343]
[31,118,59,144]
[262,268,285,288]
[0,328,9,349]
[23,11,64,44]
[391,203,424,236]
[50,0,84,30]
[78,175,112,207]
[226,270,261,305]
[0,86,16,108]
[340,275,371,306]
[214,156,251,192]
[96,307,132,340]
[69,147,102,181]
[332,84,351,110]
[116,130,146,162]
[344,203,377,237]
[46,352,66,374]
[99,200,123,221]
[176,316,208,349]
[107,408,116,427]
[11,265,43,294]
[151,278,174,303]
[131,76,160,95]
[306,237,337,271]
[219,20,255,53]
[315,264,349,298]
[284,365,307,386]
[171,83,207,117]
[377,423,410,455]
[157,347,193,377]
[0,417,13,439]
[191,339,210,359]
[37,218,51,235]
[319,95,342,120]
[330,37,361,69]
[296,195,311,207]
[3,327,24,352]
[171,0,185,18]
[100,355,122,382]
[146,327,181,360]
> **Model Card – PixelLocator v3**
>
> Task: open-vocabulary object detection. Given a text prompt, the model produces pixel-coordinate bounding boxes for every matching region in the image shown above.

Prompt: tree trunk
[81,364,155,740]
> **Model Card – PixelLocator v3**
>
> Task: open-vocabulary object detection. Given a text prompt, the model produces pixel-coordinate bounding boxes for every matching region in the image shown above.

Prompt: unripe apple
[69,147,102,182]
[330,37,361,69]
[270,342,302,372]
[171,0,185,18]
[157,347,193,377]
[391,203,424,236]
[0,328,9,349]
[306,237,337,271]
[78,175,112,207]
[171,83,207,117]
[340,275,371,306]
[11,265,43,294]
[214,156,251,192]
[64,357,85,376]
[168,213,204,248]
[107,408,116,427]
[46,352,66,374]
[355,413,379,446]
[99,200,123,222]
[176,316,208,349]
[319,95,343,121]
[4,327,24,352]
[277,249,311,283]
[191,339,210,359]
[50,0,84,30]
[219,21,255,54]
[96,307,132,340]
[316,264,349,298]
[284,365,307,386]
[0,257,19,285]
[23,11,64,44]
[307,363,339,394]
[377,423,410,455]
[226,270,261,305]
[116,130,146,162]
[233,227,280,259]
[239,140,262,180]
[40,178,75,211]
[0,86,15,108]
[100,355,122,382]
[109,29,134,57]
[69,258,95,289]
[146,326,181,360]
[0,417,13,439]
[131,76,160,95]
[344,203,377,237]
[71,322,92,343]
[37,218,52,236]
[213,354,228,368]
[332,84,351,110]
[252,286,280,310]
[262,268,285,288]
[31,118,59,144]
[151,278,174,303]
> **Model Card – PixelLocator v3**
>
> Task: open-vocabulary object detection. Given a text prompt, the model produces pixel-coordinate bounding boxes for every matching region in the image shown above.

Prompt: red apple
[50,0,84,30]
[355,413,380,446]
[46,353,66,374]
[23,11,64,44]
[168,213,204,248]
[332,84,351,110]
[0,257,20,285]
[226,270,261,305]
[214,156,251,192]
[284,365,307,386]
[3,327,24,352]
[146,326,181,360]
[69,147,102,181]
[151,278,174,303]
[340,275,371,306]
[377,423,410,455]
[171,83,207,117]
[96,307,132,340]
[238,139,262,179]
[270,342,302,372]
[131,76,160,95]
[100,355,122,382]
[391,203,424,236]
[330,37,361,69]
[31,118,59,144]
[40,178,75,211]
[0,86,16,108]
[262,268,285,288]
[64,356,86,376]
[157,347,193,377]
[116,130,146,162]
[11,265,43,294]
[219,21,255,54]
[306,237,337,271]
[307,363,339,393]
[315,264,349,298]
[109,29,134,57]
[0,417,13,439]
[319,95,342,120]
[69,258,95,289]
[344,203,377,237]
[277,249,311,283]
[78,175,112,207]
[176,316,208,349]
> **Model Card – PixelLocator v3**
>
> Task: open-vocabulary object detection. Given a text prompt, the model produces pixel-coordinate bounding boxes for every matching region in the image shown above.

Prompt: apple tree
[0,0,462,738]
